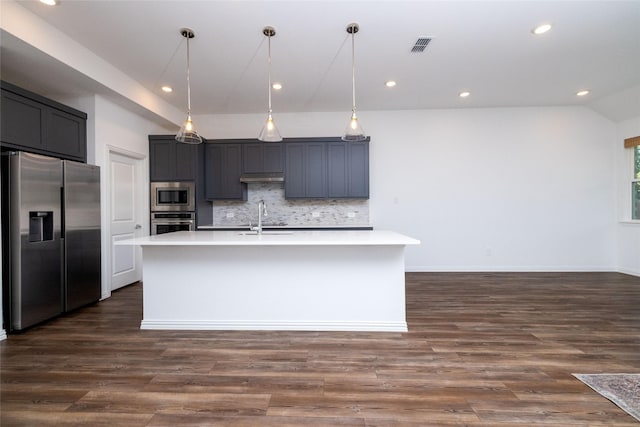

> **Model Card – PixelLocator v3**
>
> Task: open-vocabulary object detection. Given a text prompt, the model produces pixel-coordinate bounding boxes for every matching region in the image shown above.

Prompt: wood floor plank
[68,390,270,416]
[144,373,325,395]
[2,272,640,426]
[147,414,366,427]
[0,411,153,427]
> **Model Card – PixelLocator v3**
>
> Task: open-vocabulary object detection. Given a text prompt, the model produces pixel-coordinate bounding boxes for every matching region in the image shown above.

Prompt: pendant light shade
[258,26,282,142]
[175,28,202,144]
[342,23,366,142]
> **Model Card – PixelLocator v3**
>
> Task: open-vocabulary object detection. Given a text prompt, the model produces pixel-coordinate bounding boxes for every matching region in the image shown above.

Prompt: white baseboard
[617,268,640,277]
[140,320,408,332]
[0,329,7,341]
[406,265,615,273]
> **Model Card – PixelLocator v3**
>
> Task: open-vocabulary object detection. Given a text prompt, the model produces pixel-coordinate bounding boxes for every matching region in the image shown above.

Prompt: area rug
[573,373,640,422]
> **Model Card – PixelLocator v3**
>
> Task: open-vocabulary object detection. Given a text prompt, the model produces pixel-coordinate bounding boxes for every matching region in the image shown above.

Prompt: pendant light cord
[351,27,356,113]
[267,33,273,114]
[186,35,192,114]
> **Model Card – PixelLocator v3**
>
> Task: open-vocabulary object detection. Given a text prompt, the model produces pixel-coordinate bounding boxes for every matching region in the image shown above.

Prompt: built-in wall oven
[150,181,196,235]
[150,181,195,212]
[151,212,195,235]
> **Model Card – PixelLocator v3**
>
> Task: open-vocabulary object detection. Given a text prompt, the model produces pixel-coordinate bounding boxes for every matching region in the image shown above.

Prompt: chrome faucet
[250,200,268,234]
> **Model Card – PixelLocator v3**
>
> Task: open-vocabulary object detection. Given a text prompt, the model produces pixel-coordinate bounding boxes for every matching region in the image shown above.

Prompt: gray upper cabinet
[205,143,247,200]
[285,142,327,198]
[243,142,283,173]
[0,89,45,151]
[285,138,369,199]
[1,81,87,162]
[149,136,198,182]
[47,109,87,160]
[327,141,369,198]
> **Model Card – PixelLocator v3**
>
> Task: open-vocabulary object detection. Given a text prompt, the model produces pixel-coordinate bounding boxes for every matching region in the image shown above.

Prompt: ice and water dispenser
[29,211,54,243]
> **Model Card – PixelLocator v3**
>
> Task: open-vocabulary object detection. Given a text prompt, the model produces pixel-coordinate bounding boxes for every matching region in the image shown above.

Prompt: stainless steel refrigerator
[1,151,101,332]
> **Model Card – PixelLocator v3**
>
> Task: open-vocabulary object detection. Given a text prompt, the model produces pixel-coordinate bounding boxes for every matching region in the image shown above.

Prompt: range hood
[239,172,285,183]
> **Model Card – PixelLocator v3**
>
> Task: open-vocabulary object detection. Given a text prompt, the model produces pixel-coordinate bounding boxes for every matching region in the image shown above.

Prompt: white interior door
[109,151,143,290]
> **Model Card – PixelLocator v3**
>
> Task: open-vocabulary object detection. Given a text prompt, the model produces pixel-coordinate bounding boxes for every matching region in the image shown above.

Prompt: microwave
[150,181,195,212]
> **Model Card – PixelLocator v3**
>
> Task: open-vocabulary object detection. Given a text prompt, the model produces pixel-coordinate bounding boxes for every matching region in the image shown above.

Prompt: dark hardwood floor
[2,272,640,426]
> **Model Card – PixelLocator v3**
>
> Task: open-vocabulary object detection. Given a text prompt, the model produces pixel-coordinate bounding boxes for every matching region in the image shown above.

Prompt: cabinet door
[305,143,327,198]
[243,142,283,173]
[285,143,305,198]
[243,143,263,173]
[150,138,198,181]
[149,140,175,181]
[0,90,45,150]
[327,142,348,197]
[327,141,369,198]
[285,142,326,198]
[205,144,246,200]
[174,143,198,181]
[46,108,86,161]
[263,143,283,172]
[347,141,369,198]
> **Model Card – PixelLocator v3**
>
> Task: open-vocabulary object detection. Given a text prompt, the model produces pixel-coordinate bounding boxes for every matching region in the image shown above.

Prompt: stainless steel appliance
[63,160,101,312]
[151,212,195,235]
[1,151,101,332]
[150,181,195,212]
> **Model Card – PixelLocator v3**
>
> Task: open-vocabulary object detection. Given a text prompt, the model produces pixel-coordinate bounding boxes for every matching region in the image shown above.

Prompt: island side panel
[140,244,408,331]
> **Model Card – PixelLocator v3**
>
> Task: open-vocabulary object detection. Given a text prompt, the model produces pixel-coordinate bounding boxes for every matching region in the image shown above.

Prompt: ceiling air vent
[411,37,432,53]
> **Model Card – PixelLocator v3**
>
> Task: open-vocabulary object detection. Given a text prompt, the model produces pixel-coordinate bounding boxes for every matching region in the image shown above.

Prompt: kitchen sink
[237,231,294,236]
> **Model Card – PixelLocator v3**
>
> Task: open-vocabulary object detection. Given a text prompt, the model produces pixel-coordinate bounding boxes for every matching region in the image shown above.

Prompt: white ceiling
[2,0,640,120]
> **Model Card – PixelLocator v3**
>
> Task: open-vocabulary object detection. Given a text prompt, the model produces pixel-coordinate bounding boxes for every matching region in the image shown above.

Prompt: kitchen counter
[120,230,419,332]
[125,229,415,246]
[197,224,374,231]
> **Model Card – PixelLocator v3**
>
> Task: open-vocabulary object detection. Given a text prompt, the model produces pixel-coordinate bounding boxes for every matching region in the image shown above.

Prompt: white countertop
[197,224,373,230]
[118,230,420,247]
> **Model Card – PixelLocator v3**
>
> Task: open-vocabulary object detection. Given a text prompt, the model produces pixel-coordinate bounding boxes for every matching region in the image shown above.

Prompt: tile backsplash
[209,183,370,227]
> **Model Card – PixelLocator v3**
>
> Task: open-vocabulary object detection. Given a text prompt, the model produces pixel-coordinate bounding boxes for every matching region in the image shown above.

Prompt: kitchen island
[120,230,419,332]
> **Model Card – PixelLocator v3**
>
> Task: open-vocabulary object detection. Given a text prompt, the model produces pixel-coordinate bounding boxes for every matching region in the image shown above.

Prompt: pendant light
[175,28,203,144]
[342,23,366,142]
[258,26,282,142]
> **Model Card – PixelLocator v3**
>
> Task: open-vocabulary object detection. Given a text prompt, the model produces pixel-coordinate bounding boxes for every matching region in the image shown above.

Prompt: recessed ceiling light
[161,86,173,93]
[40,0,57,5]
[459,91,471,98]
[272,83,282,90]
[576,90,590,97]
[385,80,397,88]
[532,23,552,35]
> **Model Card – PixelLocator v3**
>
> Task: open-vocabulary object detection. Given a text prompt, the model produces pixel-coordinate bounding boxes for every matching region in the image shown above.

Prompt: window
[633,146,640,220]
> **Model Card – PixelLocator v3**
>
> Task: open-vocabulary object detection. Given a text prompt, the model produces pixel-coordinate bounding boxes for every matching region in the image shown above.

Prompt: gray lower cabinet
[205,143,247,200]
[285,142,327,198]
[1,81,87,162]
[149,136,198,181]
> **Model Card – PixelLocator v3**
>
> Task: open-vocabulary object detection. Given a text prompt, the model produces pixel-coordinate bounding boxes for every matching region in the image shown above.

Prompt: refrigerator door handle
[60,186,65,235]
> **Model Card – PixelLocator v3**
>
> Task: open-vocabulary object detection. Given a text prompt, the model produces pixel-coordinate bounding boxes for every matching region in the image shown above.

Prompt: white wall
[615,116,640,276]
[196,106,617,272]
[89,95,174,299]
